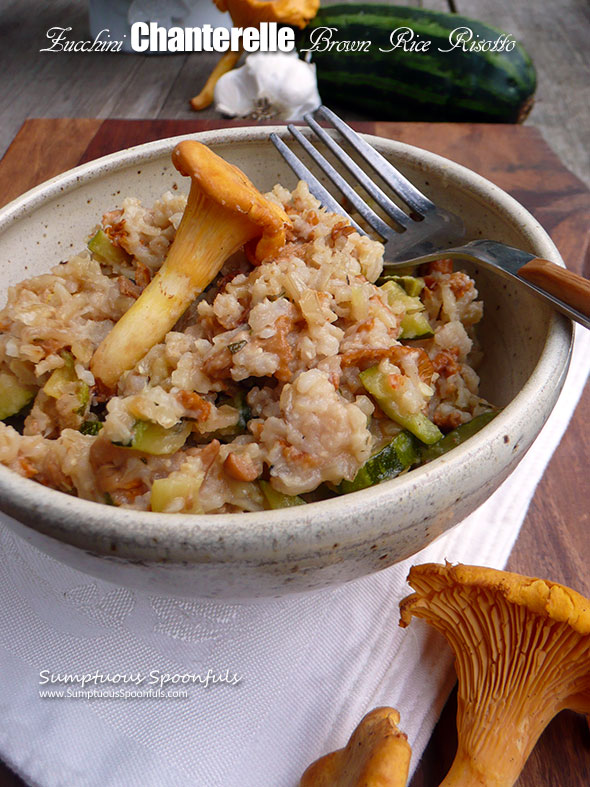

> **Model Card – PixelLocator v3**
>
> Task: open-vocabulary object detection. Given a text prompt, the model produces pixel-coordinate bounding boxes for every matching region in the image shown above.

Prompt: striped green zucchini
[298,5,536,122]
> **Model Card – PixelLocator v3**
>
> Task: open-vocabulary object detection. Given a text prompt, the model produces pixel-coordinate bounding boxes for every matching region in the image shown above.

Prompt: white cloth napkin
[0,324,588,787]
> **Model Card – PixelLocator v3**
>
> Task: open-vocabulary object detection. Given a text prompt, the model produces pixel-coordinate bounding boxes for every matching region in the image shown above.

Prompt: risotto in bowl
[0,128,572,597]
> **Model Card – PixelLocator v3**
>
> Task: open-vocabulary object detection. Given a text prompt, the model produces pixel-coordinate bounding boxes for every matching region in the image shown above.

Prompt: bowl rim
[0,126,573,563]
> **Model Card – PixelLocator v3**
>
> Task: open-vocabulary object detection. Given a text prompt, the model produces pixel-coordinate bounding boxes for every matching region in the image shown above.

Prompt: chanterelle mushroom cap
[91,141,291,389]
[172,140,289,261]
[400,562,590,787]
[214,0,319,30]
[300,707,411,787]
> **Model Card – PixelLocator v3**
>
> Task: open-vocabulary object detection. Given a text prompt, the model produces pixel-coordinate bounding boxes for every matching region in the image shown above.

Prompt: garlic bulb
[214,52,321,122]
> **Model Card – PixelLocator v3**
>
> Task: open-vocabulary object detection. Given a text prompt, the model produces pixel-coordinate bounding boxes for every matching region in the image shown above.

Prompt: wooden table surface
[1,0,589,191]
[1,118,589,786]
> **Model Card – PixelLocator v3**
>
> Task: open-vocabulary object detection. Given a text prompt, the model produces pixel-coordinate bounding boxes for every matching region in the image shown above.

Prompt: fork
[270,106,590,330]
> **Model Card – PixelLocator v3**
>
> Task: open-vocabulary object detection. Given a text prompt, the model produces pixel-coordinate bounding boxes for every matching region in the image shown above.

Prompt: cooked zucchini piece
[43,351,76,399]
[228,479,265,511]
[360,366,442,445]
[0,372,35,421]
[399,312,433,339]
[151,468,204,513]
[380,280,423,314]
[379,274,424,297]
[88,229,131,267]
[43,367,71,398]
[420,411,499,463]
[339,431,419,494]
[43,351,89,414]
[131,420,191,455]
[377,265,419,280]
[260,480,305,509]
[76,383,90,414]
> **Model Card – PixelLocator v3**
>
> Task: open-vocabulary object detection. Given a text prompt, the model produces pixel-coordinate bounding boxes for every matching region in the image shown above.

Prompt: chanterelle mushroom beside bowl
[90,140,291,389]
[190,0,320,110]
[400,562,590,787]
[299,707,411,787]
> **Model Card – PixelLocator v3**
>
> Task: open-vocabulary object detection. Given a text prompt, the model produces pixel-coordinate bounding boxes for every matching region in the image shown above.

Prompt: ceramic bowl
[0,127,572,598]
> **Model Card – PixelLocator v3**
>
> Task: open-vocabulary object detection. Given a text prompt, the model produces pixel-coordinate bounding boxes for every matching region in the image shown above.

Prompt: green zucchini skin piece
[298,5,536,123]
[43,351,89,416]
[131,420,191,455]
[360,365,443,444]
[260,480,306,509]
[0,372,35,421]
[339,430,419,493]
[420,410,499,463]
[80,420,103,436]
[381,275,424,297]
[88,229,131,267]
[399,312,433,339]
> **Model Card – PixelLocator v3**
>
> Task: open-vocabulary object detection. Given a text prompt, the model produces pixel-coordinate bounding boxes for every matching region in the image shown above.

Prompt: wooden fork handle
[518,258,590,318]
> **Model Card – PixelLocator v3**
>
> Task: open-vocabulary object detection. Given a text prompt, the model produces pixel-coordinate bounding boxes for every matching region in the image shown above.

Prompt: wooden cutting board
[0,119,589,787]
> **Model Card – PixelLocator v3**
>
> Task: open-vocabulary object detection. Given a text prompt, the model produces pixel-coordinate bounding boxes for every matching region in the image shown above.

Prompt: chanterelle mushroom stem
[91,140,290,389]
[400,563,590,787]
[190,49,242,111]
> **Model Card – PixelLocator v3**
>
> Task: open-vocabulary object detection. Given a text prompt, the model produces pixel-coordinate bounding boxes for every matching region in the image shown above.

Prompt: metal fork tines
[270,105,464,260]
[270,106,590,330]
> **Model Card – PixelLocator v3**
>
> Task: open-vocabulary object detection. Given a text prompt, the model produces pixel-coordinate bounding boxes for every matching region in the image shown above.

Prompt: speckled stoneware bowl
[0,127,572,598]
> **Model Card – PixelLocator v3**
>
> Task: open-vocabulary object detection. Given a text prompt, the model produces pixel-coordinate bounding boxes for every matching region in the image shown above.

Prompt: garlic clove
[214,60,259,117]
[214,52,321,122]
[250,53,321,121]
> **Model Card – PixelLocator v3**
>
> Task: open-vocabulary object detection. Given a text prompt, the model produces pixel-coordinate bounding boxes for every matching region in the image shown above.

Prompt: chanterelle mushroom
[399,562,590,787]
[300,707,411,787]
[91,140,290,389]
[190,0,320,110]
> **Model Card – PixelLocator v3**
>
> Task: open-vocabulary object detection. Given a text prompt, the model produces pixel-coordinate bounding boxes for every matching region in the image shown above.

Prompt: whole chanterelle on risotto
[0,141,495,513]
